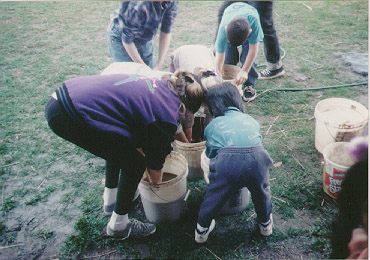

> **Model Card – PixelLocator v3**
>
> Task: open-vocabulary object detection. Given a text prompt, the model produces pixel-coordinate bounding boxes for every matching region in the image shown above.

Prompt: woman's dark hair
[330,159,368,259]
[205,82,244,117]
[226,17,250,47]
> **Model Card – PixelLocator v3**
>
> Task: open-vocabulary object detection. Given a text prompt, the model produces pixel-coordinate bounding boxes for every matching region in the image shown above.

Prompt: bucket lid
[314,98,369,128]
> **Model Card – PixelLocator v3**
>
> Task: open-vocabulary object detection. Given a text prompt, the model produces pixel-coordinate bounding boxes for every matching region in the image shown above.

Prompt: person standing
[107,1,178,70]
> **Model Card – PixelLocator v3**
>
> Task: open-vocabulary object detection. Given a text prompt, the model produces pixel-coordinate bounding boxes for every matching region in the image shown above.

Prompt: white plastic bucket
[173,140,206,180]
[314,98,368,153]
[138,151,189,223]
[201,150,250,215]
[322,142,355,199]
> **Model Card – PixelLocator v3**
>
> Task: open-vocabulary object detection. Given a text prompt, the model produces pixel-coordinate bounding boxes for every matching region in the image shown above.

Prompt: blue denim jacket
[111,1,178,44]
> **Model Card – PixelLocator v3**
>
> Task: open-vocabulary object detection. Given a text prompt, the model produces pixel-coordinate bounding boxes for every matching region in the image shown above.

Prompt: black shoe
[258,67,285,80]
[242,84,256,102]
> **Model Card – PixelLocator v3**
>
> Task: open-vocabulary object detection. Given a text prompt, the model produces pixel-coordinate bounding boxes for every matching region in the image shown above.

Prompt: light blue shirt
[204,107,262,158]
[215,2,264,53]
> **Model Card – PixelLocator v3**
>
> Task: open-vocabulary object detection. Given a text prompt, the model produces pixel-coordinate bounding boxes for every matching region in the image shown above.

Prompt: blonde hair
[193,67,224,91]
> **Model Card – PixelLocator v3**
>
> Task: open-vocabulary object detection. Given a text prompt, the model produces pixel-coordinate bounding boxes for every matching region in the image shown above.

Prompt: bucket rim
[322,141,354,169]
[140,151,188,187]
[173,139,206,148]
[314,98,369,128]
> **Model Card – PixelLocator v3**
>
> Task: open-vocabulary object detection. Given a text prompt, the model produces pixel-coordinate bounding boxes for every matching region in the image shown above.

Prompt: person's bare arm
[122,41,147,66]
[215,52,226,78]
[154,32,171,70]
[236,42,259,85]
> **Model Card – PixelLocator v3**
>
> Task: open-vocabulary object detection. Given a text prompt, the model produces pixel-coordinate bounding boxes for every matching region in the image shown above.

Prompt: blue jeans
[107,22,155,68]
[197,146,273,227]
[225,41,259,86]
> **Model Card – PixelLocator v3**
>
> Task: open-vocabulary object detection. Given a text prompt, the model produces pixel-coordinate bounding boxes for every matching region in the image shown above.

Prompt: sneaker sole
[242,94,257,102]
[195,220,216,243]
[258,70,285,80]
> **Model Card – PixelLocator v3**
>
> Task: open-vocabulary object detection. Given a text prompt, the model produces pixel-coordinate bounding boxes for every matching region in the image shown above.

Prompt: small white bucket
[138,152,189,223]
[201,150,250,215]
[322,142,356,199]
[314,98,368,153]
[173,140,206,180]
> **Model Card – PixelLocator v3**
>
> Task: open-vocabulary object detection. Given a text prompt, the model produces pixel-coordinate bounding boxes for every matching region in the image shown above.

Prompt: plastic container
[138,152,189,223]
[222,64,243,96]
[314,98,368,153]
[322,142,355,199]
[201,150,250,215]
[173,137,206,180]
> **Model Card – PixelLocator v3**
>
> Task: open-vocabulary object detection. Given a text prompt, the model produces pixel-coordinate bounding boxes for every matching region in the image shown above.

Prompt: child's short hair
[226,17,250,47]
[205,82,244,117]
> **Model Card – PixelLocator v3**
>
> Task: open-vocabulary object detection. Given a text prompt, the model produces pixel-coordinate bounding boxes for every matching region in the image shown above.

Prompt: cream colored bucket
[322,142,355,199]
[222,64,243,96]
[201,150,250,215]
[314,98,368,153]
[173,140,206,180]
[138,151,189,223]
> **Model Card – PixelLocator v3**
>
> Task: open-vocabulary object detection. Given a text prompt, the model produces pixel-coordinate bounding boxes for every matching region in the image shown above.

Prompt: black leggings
[45,97,146,215]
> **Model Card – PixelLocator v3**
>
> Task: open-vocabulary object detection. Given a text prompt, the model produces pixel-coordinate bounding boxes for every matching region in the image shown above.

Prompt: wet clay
[143,172,177,183]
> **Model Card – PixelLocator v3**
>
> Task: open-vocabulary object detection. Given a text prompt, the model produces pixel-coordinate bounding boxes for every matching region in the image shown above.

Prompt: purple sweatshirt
[56,74,181,170]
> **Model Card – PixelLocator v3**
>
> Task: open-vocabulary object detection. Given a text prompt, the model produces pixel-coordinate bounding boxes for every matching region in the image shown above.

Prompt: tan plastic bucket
[138,151,189,223]
[322,142,355,199]
[222,64,243,96]
[314,98,368,153]
[201,150,250,215]
[173,140,206,180]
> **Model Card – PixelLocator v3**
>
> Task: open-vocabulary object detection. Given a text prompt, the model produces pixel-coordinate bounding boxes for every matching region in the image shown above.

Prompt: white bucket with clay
[201,150,250,215]
[138,151,189,223]
[322,142,356,199]
[314,98,368,153]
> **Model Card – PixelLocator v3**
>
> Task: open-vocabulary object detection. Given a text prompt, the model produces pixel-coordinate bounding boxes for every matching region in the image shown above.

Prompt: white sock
[196,223,208,232]
[103,187,117,206]
[108,212,129,231]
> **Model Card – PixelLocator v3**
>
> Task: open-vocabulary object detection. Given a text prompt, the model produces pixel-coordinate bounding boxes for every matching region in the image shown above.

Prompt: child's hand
[235,70,248,85]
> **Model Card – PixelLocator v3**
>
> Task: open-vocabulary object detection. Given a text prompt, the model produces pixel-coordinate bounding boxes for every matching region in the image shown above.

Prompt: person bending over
[195,82,273,243]
[45,70,204,239]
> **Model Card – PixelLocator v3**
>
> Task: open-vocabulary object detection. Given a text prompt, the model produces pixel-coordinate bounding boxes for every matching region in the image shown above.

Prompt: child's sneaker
[195,219,216,243]
[104,218,156,239]
[242,84,256,102]
[258,214,273,236]
[258,67,285,80]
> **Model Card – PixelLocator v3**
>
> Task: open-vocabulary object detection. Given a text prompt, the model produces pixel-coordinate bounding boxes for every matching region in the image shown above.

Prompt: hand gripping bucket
[314,98,368,153]
[322,142,356,199]
[138,152,190,223]
[201,150,250,215]
[222,64,243,96]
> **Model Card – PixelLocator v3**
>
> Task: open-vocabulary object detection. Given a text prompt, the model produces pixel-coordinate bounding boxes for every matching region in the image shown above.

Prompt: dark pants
[217,1,282,71]
[197,146,273,227]
[45,97,146,215]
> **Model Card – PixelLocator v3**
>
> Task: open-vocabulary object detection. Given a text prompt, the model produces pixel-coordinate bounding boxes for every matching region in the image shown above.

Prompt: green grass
[0,1,368,259]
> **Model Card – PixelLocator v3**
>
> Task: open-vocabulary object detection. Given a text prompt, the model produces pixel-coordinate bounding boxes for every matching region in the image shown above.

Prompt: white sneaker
[195,219,216,243]
[258,214,273,236]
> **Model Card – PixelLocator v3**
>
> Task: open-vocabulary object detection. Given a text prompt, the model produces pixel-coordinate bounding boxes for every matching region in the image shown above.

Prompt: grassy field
[0,1,368,259]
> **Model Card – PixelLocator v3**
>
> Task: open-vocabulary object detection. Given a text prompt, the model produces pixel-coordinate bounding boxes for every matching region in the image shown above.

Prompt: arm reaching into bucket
[147,168,163,185]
